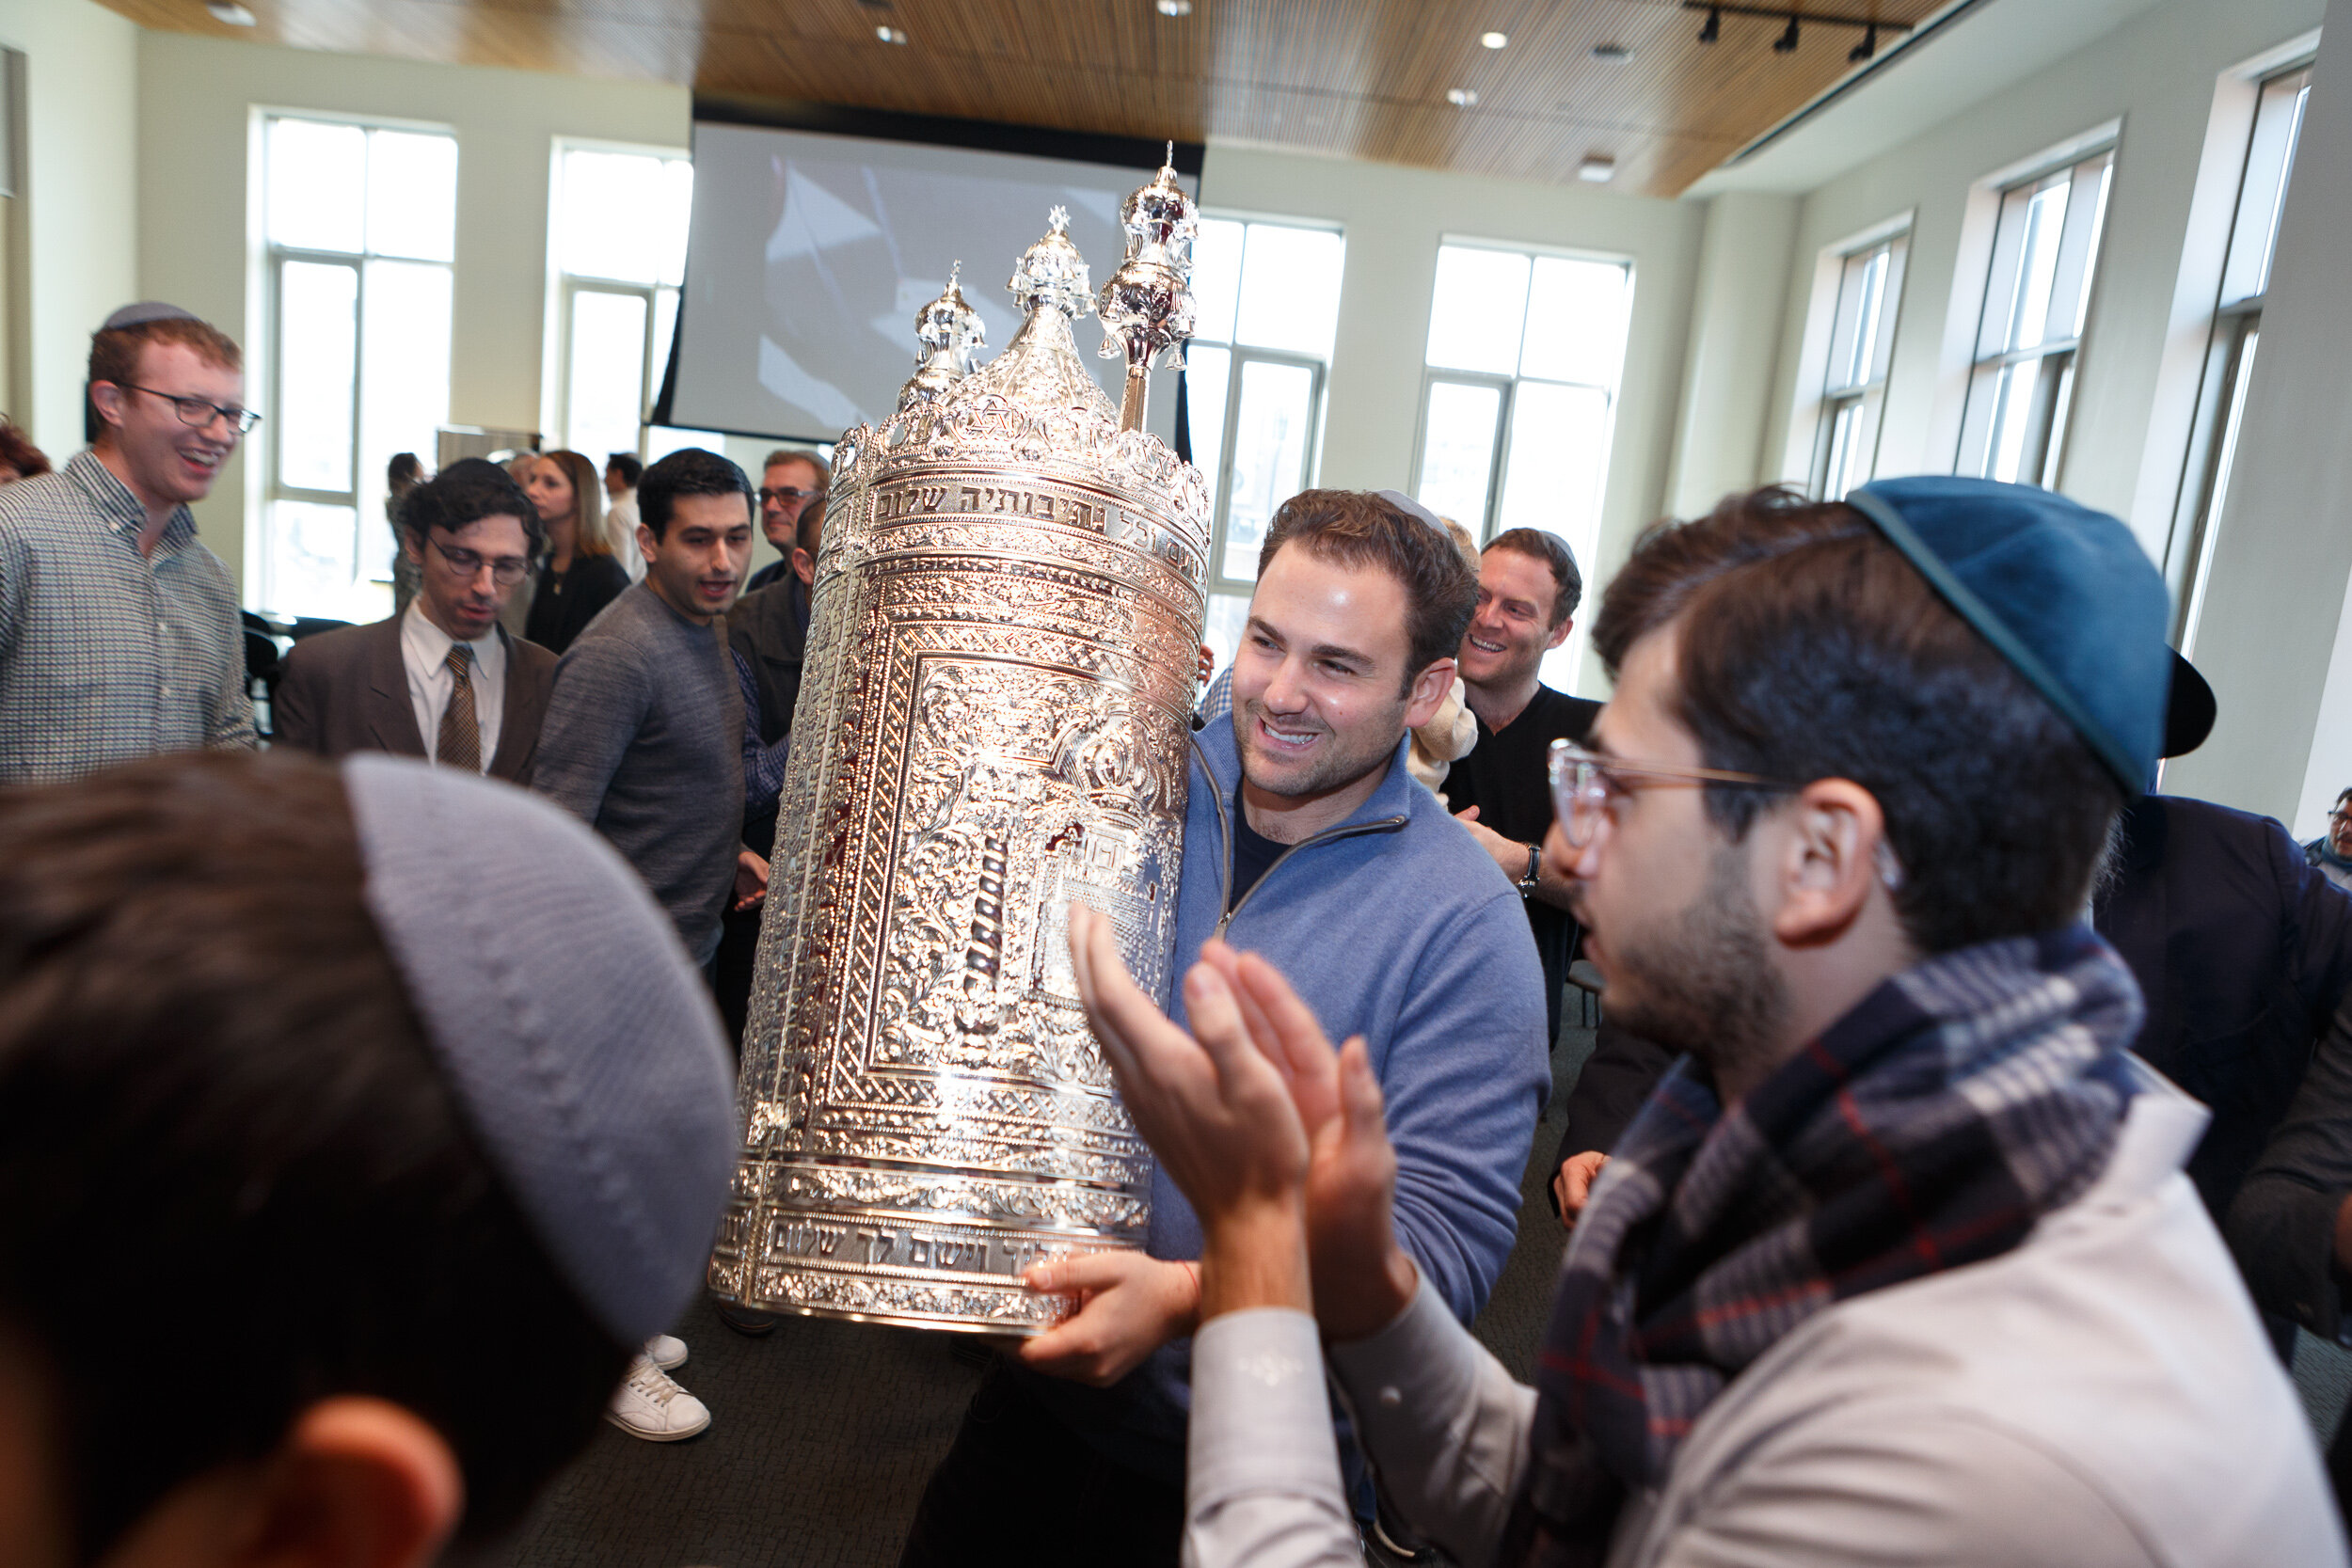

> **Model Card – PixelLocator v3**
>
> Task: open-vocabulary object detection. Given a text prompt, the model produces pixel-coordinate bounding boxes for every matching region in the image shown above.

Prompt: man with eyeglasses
[0,302,258,782]
[1070,479,2338,1568]
[744,449,824,593]
[2306,788,2352,893]
[275,459,557,784]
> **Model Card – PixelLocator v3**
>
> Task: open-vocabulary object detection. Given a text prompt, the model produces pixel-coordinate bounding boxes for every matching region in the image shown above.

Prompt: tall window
[1412,243,1630,555]
[260,115,456,620]
[1178,216,1345,664]
[1955,147,2114,487]
[2171,64,2311,655]
[551,145,719,465]
[1812,234,1906,500]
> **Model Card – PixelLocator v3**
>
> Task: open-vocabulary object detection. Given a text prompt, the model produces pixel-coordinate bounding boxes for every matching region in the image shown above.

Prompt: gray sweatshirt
[532,583,745,963]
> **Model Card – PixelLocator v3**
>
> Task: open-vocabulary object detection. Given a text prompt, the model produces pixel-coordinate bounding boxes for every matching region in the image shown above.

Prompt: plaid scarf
[1500,924,2142,1567]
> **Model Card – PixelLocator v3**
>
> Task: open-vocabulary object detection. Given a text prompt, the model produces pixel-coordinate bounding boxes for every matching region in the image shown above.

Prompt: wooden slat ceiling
[98,0,1947,196]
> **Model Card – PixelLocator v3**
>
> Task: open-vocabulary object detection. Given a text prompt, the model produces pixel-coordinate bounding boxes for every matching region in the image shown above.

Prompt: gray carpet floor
[486,1007,2348,1566]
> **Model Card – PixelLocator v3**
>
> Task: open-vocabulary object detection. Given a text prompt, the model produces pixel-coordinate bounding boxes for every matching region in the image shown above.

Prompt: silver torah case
[712,183,1211,1333]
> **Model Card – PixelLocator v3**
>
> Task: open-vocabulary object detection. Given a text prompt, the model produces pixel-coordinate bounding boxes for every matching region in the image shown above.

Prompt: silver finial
[1008,205,1095,319]
[1096,149,1200,432]
[896,263,987,412]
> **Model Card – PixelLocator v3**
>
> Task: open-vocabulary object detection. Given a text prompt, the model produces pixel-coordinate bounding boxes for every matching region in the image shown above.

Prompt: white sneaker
[644,1333,687,1370]
[605,1353,711,1441]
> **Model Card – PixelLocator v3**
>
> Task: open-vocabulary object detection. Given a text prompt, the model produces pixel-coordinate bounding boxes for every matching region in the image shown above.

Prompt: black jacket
[2092,794,2352,1224]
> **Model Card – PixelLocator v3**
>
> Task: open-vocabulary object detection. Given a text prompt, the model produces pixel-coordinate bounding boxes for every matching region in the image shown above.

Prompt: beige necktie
[438,642,482,772]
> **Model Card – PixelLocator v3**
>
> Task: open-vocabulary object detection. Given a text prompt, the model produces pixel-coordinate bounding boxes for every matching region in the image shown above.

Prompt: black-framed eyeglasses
[1547,739,1799,849]
[758,485,818,505]
[2332,807,2352,824]
[429,536,532,586]
[119,384,261,435]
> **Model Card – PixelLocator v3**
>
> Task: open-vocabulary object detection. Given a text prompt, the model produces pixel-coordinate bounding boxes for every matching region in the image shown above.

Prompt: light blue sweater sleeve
[1376,882,1551,1321]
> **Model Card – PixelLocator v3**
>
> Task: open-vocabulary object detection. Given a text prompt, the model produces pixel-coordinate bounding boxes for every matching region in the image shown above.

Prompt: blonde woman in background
[522,450,631,656]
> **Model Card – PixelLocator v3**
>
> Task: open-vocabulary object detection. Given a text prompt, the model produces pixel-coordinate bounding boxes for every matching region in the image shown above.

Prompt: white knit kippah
[339,753,738,1346]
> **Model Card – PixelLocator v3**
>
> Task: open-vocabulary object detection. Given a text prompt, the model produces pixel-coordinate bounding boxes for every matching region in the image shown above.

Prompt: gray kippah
[101,301,201,330]
[340,753,738,1346]
[1374,487,1447,532]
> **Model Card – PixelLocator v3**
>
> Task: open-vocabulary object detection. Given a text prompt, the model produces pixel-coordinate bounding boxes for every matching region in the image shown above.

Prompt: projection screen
[661,119,1200,449]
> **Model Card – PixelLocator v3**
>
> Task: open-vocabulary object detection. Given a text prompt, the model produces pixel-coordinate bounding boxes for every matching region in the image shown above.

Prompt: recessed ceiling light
[876,24,908,43]
[1446,87,1479,107]
[206,1,258,23]
[1592,42,1632,60]
[1481,31,1508,49]
[1577,154,1617,183]
[1156,0,1193,14]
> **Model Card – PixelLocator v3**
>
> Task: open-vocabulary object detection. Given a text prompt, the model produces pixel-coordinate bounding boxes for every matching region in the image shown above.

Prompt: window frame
[545,137,693,465]
[253,109,457,616]
[1953,146,2116,489]
[1197,343,1328,597]
[2168,61,2312,654]
[1179,211,1346,606]
[1406,238,1633,545]
[1809,232,1908,500]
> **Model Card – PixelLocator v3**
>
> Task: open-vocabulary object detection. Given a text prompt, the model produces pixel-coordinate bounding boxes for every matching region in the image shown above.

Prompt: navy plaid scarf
[1500,924,2142,1567]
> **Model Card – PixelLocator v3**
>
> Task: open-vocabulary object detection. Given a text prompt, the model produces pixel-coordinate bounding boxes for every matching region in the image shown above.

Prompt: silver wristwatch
[1518,842,1542,893]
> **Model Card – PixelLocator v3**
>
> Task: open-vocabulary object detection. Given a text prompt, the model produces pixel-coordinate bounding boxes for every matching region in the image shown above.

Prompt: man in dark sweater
[534,446,755,973]
[1446,527,1601,1044]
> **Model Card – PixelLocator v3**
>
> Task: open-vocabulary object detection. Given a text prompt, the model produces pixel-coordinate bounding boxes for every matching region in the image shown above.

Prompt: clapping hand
[1066,903,1312,1321]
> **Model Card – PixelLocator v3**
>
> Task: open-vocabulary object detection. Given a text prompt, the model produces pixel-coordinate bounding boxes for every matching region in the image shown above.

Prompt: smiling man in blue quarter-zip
[897,489,1552,1568]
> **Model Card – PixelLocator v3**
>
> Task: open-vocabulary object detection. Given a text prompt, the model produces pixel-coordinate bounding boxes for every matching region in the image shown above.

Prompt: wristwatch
[1518,842,1542,894]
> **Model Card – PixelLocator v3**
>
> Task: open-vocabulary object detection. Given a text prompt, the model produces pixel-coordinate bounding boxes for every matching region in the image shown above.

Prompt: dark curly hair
[399,456,546,557]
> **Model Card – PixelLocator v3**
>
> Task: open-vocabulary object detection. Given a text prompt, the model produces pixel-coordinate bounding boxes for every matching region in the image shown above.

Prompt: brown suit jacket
[273,614,556,784]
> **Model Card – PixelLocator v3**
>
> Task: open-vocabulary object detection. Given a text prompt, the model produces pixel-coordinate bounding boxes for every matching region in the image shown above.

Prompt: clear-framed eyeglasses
[429,536,532,586]
[1546,739,1800,849]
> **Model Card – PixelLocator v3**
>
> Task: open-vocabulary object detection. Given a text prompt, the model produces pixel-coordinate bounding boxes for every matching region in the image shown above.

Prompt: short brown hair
[763,448,823,483]
[1258,489,1478,689]
[0,752,627,1554]
[796,492,826,560]
[1486,528,1584,629]
[87,316,241,391]
[1593,486,2121,955]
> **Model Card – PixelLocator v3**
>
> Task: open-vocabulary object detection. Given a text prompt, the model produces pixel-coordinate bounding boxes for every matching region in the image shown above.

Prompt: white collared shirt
[399,600,506,770]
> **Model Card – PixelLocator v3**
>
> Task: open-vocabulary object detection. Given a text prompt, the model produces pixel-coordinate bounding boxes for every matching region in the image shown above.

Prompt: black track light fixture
[1679,5,1913,58]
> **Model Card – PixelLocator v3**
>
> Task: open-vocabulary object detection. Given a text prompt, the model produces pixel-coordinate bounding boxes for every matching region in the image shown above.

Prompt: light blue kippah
[340,754,738,1346]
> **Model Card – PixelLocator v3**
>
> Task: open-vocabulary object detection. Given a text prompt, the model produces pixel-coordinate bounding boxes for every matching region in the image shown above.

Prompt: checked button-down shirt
[0,450,256,784]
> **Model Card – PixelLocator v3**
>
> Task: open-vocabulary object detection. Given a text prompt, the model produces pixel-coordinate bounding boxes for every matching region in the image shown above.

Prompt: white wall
[0,0,137,463]
[2167,0,2352,829]
[1663,192,1800,519]
[1197,146,1705,695]
[135,32,691,598]
[1752,0,2324,562]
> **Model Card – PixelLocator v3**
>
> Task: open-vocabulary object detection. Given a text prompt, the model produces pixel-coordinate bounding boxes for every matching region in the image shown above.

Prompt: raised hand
[1196,942,1420,1343]
[1066,904,1312,1322]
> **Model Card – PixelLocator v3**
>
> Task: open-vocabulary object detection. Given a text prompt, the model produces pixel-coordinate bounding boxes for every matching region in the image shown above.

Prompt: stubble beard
[1233,697,1406,804]
[1601,839,1789,1100]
